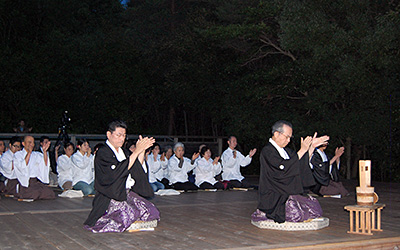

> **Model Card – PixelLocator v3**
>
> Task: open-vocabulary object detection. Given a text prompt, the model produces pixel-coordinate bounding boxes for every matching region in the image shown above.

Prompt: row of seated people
[56,136,257,194]
[0,136,55,200]
[0,133,347,201]
[0,135,257,199]
[0,136,96,199]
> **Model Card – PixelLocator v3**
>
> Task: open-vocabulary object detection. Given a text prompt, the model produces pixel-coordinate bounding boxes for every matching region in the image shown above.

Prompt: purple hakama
[252,195,322,223]
[85,190,160,233]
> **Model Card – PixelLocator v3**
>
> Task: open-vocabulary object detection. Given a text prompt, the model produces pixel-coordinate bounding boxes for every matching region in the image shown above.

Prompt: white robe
[70,151,94,186]
[14,149,50,187]
[147,153,168,183]
[194,157,221,187]
[56,154,74,187]
[221,147,252,181]
[0,150,18,179]
[168,155,195,185]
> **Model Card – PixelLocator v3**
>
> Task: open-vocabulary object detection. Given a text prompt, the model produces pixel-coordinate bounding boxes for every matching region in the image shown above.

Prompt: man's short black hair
[63,142,74,149]
[107,120,127,133]
[200,145,211,157]
[40,135,50,143]
[9,136,21,145]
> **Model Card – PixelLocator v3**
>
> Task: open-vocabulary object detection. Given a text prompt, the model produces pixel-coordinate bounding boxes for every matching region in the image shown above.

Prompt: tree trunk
[346,137,352,179]
[362,144,366,159]
[351,145,362,179]
[168,107,175,135]
[183,109,188,137]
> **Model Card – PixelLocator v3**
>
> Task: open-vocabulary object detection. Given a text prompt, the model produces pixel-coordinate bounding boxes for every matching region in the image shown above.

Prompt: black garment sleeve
[130,159,154,199]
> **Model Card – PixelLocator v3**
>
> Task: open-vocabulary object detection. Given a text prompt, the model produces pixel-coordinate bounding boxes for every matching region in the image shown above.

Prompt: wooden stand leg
[349,210,354,233]
[376,208,383,231]
[356,211,360,233]
[366,211,371,235]
[361,211,365,234]
[372,210,375,230]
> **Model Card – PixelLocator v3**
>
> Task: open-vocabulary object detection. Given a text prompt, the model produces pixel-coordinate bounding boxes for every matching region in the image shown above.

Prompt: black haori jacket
[257,142,315,223]
[84,144,153,227]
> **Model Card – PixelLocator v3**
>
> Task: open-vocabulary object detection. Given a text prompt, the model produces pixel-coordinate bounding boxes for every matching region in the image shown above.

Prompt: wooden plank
[0,179,399,250]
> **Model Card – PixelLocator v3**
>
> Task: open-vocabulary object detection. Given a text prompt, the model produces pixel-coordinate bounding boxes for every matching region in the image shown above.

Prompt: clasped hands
[300,132,329,152]
[135,135,155,153]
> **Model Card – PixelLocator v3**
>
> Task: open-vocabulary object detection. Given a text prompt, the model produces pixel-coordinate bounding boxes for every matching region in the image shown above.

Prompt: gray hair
[271,120,293,134]
[173,142,185,151]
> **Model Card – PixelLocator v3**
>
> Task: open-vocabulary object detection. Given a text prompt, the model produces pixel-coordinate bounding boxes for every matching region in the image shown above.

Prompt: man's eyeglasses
[279,132,294,140]
[113,133,127,138]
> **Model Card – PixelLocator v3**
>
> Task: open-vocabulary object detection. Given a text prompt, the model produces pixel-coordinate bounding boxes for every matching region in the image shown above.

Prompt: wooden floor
[0,179,399,250]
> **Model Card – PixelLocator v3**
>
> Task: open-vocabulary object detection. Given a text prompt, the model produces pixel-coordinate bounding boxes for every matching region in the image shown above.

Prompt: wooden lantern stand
[344,160,385,235]
[344,204,385,235]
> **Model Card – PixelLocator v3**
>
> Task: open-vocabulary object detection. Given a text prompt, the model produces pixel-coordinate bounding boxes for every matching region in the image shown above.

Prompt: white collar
[316,148,328,162]
[106,140,126,162]
[269,138,290,160]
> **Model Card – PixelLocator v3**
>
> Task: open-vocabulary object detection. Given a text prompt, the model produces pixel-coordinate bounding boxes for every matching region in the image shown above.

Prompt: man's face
[174,146,184,159]
[166,148,173,159]
[152,145,160,155]
[40,139,50,148]
[9,141,21,153]
[228,137,237,149]
[107,127,127,149]
[203,149,211,160]
[0,141,5,153]
[64,145,74,157]
[79,142,91,153]
[23,136,35,153]
[273,125,293,148]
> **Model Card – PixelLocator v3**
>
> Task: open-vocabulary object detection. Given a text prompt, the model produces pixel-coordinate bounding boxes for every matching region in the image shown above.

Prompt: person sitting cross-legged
[71,139,95,196]
[147,143,167,192]
[194,146,225,190]
[0,136,22,196]
[13,136,55,200]
[168,142,198,192]
[221,136,257,189]
[57,142,75,191]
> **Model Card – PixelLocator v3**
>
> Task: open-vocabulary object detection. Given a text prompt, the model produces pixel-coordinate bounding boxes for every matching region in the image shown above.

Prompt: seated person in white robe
[37,136,58,186]
[71,139,95,196]
[0,140,5,156]
[0,140,5,193]
[14,136,55,200]
[57,142,75,190]
[194,146,224,190]
[168,142,198,191]
[147,143,167,192]
[310,145,349,197]
[221,136,257,188]
[0,136,22,196]
[159,145,173,188]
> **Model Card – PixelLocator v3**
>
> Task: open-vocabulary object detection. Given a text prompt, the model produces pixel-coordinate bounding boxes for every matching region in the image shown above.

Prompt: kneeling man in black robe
[256,120,328,223]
